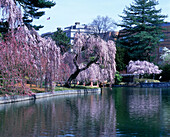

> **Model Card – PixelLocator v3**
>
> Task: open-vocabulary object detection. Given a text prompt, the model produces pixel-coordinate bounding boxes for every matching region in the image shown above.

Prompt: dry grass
[27,84,45,92]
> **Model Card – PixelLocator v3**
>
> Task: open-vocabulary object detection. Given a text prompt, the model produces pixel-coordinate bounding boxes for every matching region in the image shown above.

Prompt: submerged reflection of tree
[0,101,37,137]
[114,88,162,136]
[65,93,116,137]
[128,89,160,119]
[0,94,117,136]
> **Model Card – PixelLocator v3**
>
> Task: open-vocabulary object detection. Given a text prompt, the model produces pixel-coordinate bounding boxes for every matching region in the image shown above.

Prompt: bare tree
[90,15,116,34]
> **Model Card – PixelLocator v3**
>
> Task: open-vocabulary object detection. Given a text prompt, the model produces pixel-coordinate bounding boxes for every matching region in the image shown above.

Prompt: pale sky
[33,0,170,35]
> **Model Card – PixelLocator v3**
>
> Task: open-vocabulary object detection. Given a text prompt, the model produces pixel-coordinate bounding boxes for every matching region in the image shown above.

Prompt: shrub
[114,71,123,85]
[134,78,160,83]
[159,64,170,82]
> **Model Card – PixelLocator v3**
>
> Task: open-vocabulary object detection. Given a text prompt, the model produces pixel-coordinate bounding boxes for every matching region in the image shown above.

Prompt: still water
[0,87,170,137]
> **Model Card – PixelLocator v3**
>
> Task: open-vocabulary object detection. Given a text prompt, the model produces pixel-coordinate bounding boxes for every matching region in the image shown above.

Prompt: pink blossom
[127,60,162,75]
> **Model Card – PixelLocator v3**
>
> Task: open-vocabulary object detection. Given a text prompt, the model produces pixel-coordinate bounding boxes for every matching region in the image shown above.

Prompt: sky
[33,0,170,35]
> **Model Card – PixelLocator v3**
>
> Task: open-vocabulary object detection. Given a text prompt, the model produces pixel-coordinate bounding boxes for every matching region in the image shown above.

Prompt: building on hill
[64,22,118,43]
[41,22,118,44]
[64,22,94,44]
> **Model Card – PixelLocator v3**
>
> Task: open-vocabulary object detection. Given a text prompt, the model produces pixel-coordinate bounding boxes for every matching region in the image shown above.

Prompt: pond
[0,87,170,137]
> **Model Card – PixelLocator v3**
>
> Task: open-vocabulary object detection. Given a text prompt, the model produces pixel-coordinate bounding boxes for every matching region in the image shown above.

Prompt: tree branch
[80,55,99,71]
[73,54,79,70]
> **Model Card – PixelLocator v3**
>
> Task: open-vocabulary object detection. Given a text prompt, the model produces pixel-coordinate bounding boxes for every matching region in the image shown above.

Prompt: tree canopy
[116,0,167,62]
[17,0,55,30]
[0,0,60,94]
[63,33,116,87]
[90,15,115,34]
[51,28,71,54]
[0,0,55,32]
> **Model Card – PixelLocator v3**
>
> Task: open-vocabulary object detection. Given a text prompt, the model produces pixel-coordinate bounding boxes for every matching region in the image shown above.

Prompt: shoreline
[113,82,170,88]
[0,88,101,104]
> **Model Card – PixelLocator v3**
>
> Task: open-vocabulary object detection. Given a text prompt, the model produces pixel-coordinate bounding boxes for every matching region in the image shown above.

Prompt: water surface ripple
[0,87,170,137]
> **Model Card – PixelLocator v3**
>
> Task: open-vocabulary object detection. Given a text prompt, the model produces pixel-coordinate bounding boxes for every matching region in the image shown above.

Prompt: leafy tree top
[51,28,71,53]
[117,0,167,61]
[119,0,166,28]
[17,0,55,30]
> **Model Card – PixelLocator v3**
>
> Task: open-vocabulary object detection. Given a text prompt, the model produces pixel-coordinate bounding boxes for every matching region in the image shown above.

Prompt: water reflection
[0,88,169,137]
[112,87,170,137]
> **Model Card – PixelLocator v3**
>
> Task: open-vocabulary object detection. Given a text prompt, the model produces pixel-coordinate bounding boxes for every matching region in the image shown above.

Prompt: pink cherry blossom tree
[0,0,61,93]
[127,60,162,75]
[63,33,116,87]
[0,0,22,33]
[76,64,112,85]
[16,25,61,92]
[0,0,33,94]
[0,31,37,94]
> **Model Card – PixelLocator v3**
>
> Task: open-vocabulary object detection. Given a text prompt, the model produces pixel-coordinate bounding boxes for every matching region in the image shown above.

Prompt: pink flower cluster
[127,60,162,75]
[63,33,116,84]
[0,0,61,93]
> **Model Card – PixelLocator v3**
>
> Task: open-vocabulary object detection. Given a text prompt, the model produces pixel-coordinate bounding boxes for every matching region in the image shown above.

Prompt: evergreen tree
[117,0,167,62]
[17,0,55,30]
[115,47,129,71]
[51,28,71,53]
[0,0,55,32]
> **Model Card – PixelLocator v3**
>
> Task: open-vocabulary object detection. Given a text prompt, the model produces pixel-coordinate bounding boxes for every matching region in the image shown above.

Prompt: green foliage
[114,71,123,85]
[115,46,129,71]
[31,89,44,93]
[51,28,71,53]
[16,0,55,30]
[116,0,167,62]
[134,78,160,83]
[159,64,170,82]
[32,25,44,31]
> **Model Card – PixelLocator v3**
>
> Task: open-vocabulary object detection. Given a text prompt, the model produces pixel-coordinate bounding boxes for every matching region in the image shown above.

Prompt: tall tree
[17,0,55,30]
[90,15,115,34]
[51,28,71,54]
[116,0,167,62]
[0,0,60,94]
[63,33,116,87]
[115,47,129,71]
[0,0,55,32]
[90,15,116,40]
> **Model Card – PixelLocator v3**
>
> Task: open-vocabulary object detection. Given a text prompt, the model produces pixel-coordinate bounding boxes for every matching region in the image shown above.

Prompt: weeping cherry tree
[127,60,162,75]
[63,33,116,87]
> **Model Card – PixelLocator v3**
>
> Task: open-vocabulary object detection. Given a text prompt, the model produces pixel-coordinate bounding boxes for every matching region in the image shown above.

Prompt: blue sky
[33,0,170,34]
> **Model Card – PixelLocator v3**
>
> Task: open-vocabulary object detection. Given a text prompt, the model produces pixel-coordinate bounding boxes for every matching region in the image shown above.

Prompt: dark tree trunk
[64,54,99,88]
[45,72,48,91]
[64,69,80,88]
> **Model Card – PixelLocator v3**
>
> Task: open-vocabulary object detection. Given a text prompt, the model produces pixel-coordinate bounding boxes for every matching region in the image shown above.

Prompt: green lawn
[55,85,99,91]
[0,85,100,96]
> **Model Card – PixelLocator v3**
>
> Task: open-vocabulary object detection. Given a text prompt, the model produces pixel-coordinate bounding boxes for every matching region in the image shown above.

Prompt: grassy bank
[0,84,99,96]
